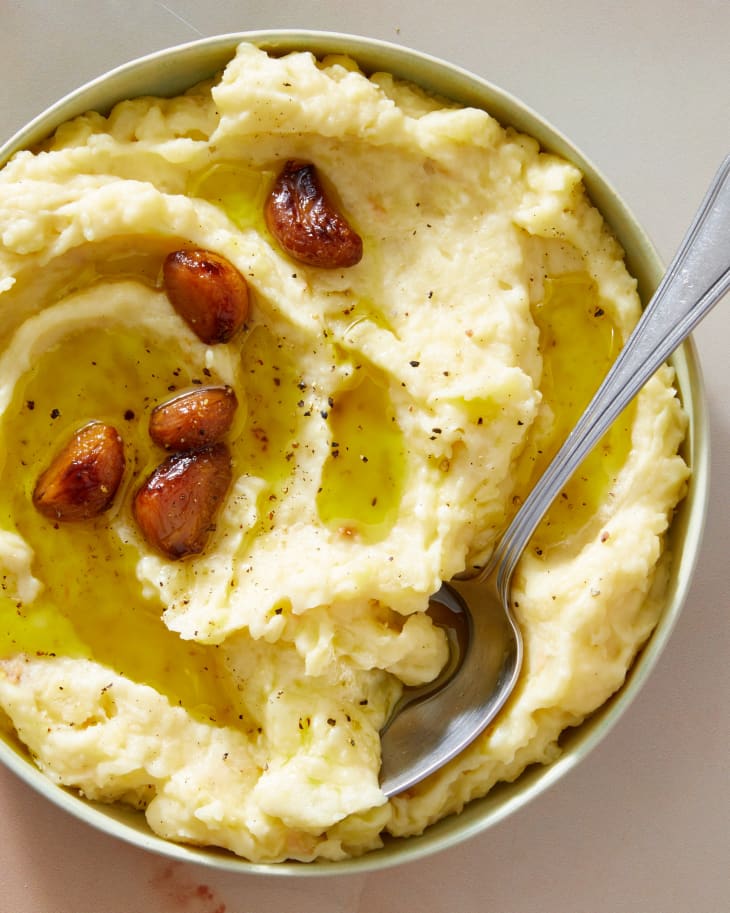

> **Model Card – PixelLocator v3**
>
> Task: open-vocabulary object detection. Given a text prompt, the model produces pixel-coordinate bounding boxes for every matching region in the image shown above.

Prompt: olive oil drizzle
[0,230,633,729]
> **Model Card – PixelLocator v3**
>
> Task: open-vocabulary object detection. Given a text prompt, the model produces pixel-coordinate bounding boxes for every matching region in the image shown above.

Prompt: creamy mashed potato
[0,43,688,862]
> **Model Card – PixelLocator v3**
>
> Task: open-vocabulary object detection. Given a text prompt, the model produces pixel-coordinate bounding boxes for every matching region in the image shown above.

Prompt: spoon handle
[488,154,730,600]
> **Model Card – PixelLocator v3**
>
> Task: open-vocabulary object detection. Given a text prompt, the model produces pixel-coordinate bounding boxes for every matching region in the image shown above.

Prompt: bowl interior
[0,30,708,875]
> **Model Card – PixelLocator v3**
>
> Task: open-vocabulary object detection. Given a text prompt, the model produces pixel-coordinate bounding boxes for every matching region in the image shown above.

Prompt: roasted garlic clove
[163,248,249,344]
[264,160,363,268]
[132,442,232,559]
[149,385,238,451]
[33,422,125,521]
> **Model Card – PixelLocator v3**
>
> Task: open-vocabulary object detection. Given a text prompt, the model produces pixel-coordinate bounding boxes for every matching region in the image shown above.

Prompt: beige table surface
[1,2,728,911]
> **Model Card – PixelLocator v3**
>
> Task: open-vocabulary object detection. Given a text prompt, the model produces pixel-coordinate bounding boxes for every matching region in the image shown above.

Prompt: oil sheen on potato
[0,261,631,727]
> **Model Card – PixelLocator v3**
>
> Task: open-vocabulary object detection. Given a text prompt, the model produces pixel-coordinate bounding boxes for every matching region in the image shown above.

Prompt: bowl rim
[0,29,710,876]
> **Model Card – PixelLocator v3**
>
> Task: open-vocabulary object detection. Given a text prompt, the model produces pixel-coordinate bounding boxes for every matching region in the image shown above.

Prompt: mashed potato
[0,43,688,862]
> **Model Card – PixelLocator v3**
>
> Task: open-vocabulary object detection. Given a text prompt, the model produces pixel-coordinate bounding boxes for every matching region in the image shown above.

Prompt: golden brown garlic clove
[33,422,125,521]
[264,160,363,268]
[149,385,238,451]
[163,248,249,344]
[132,442,232,559]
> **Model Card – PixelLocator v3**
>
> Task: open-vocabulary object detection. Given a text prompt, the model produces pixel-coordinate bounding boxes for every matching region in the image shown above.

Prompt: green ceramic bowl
[0,31,709,875]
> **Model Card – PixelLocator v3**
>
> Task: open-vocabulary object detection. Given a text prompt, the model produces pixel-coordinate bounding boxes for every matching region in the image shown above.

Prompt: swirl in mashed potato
[0,44,687,862]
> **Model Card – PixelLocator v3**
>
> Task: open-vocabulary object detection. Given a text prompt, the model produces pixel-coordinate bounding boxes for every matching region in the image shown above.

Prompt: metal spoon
[379,154,730,797]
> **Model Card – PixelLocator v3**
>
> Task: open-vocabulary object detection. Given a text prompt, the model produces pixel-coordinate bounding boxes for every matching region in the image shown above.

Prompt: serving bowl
[0,30,708,875]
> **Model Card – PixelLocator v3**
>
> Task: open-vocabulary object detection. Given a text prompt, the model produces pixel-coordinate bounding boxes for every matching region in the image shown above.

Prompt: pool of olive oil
[316,371,406,537]
[189,163,275,235]
[0,315,234,722]
[513,272,634,554]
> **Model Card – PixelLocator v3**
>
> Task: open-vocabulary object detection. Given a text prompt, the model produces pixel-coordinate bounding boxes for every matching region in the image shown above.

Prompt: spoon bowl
[380,153,730,797]
[379,573,521,796]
